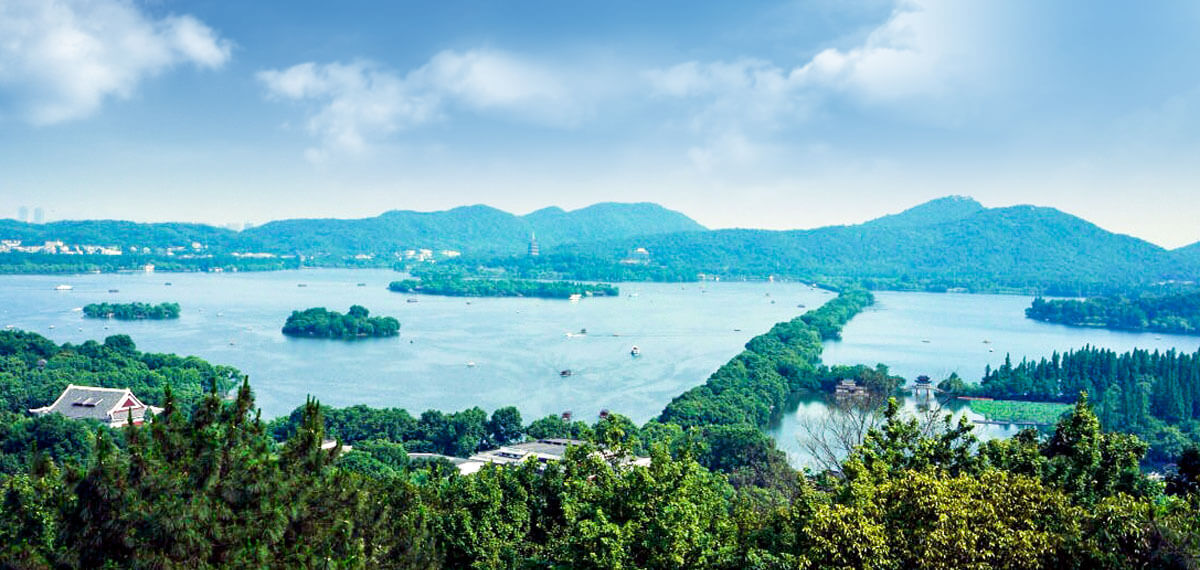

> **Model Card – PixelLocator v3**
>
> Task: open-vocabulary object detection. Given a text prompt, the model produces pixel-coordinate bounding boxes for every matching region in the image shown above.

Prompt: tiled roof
[31,385,142,421]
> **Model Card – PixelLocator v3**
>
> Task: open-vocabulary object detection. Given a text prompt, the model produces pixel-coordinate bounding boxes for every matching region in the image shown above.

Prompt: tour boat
[54,284,72,291]
[630,346,641,357]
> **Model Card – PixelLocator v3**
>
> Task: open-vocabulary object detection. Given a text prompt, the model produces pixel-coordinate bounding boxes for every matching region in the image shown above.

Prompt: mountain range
[0,202,705,255]
[551,196,1200,293]
[3,196,1199,292]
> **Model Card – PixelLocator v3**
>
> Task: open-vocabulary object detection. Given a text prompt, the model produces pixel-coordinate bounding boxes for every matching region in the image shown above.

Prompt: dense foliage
[2,381,1198,567]
[281,305,400,339]
[949,347,1200,462]
[658,289,879,430]
[388,278,618,299]
[543,199,1200,294]
[0,330,240,472]
[82,301,180,320]
[1027,291,1200,334]
[268,404,526,457]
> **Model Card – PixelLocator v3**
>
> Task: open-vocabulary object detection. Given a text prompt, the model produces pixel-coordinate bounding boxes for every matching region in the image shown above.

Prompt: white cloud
[0,0,233,125]
[258,49,588,161]
[645,0,1021,171]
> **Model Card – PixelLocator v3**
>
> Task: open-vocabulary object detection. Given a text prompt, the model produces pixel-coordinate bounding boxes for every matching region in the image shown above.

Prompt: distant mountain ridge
[0,202,706,256]
[552,197,1200,293]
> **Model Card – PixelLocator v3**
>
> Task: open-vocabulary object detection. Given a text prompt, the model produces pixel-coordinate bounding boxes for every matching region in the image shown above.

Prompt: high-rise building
[17,206,28,222]
[33,207,44,224]
[528,232,539,257]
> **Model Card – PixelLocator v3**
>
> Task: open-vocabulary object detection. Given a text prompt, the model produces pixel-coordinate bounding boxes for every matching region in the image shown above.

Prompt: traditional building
[30,385,162,427]
[834,379,869,399]
[528,232,540,257]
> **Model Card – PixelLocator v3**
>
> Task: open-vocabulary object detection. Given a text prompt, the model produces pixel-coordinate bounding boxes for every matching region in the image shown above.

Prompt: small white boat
[466,361,476,368]
[71,307,82,312]
[568,294,582,301]
[48,325,55,329]
[54,284,72,291]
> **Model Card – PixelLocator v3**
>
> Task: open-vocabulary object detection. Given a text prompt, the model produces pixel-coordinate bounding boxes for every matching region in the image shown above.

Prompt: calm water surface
[0,270,828,422]
[8,274,1198,468]
[769,291,1200,467]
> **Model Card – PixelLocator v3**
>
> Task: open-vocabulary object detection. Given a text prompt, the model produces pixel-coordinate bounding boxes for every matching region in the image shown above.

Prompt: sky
[1,0,1199,247]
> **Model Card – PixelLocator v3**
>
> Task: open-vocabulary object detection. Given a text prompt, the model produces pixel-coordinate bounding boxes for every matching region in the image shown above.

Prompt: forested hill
[239,201,704,255]
[553,198,1195,294]
[0,219,239,251]
[0,202,704,257]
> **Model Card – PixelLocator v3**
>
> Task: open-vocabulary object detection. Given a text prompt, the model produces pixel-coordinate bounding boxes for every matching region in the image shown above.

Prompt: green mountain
[553,198,1186,294]
[0,203,705,257]
[238,202,704,255]
[0,219,238,250]
[863,195,985,229]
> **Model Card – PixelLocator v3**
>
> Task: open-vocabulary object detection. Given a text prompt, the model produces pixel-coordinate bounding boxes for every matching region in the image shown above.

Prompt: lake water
[5,274,1198,467]
[0,270,829,422]
[768,291,1200,467]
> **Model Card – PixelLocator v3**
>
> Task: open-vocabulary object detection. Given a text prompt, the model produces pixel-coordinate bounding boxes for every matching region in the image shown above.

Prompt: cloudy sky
[1,0,1198,246]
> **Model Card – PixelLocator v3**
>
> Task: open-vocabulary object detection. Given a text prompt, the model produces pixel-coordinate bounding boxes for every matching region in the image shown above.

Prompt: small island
[282,305,400,339]
[388,278,619,299]
[1026,291,1200,335]
[83,302,181,320]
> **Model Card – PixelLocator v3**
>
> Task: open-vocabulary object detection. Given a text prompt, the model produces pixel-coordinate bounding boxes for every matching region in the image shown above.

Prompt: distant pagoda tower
[528,232,539,257]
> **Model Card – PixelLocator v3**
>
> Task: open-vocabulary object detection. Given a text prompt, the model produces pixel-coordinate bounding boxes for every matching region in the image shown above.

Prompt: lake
[0,270,828,422]
[5,273,1198,467]
[768,291,1200,467]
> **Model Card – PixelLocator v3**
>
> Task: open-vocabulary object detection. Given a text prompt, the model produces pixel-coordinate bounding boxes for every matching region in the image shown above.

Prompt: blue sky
[1,0,1199,247]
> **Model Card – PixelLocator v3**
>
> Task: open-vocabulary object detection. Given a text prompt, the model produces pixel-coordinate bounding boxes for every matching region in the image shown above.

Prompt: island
[281,305,400,339]
[387,277,619,299]
[82,302,181,320]
[1026,291,1200,335]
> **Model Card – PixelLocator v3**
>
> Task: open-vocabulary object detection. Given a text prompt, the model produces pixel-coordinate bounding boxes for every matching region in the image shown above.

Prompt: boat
[48,325,55,329]
[630,346,641,357]
[921,339,931,343]
[579,328,587,335]
[164,282,172,286]
[297,283,307,287]
[54,284,72,291]
[466,361,476,368]
[108,289,119,293]
[406,298,419,303]
[560,369,573,377]
[356,283,367,287]
[568,294,582,301]
[982,339,992,344]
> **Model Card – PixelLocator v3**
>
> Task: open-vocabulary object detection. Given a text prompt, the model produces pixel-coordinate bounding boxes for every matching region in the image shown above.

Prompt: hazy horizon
[3,1,1199,246]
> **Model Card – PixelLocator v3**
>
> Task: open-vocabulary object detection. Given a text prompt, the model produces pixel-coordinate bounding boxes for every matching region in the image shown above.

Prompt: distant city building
[17,206,28,222]
[528,232,539,257]
[33,207,44,224]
